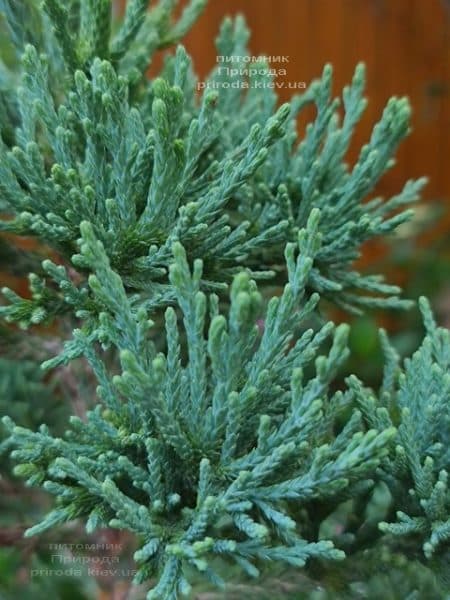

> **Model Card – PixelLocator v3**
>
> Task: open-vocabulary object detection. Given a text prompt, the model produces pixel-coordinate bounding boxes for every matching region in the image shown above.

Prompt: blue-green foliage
[0,0,426,332]
[0,1,447,599]
[3,212,398,598]
[349,298,450,584]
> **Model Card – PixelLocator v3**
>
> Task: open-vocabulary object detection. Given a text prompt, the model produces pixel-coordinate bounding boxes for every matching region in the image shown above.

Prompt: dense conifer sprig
[0,1,447,599]
[0,0,427,330]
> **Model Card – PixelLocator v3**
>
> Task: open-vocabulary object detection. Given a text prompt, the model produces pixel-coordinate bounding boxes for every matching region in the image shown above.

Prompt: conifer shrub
[0,1,447,599]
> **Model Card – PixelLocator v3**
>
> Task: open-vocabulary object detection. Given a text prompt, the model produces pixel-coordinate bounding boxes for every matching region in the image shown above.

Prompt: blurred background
[182,0,449,204]
[0,1,449,599]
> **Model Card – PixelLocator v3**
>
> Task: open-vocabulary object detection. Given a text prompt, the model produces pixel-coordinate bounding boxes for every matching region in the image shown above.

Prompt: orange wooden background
[181,0,449,208]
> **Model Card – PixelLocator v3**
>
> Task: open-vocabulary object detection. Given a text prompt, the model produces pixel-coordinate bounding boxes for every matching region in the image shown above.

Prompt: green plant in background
[0,1,447,599]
